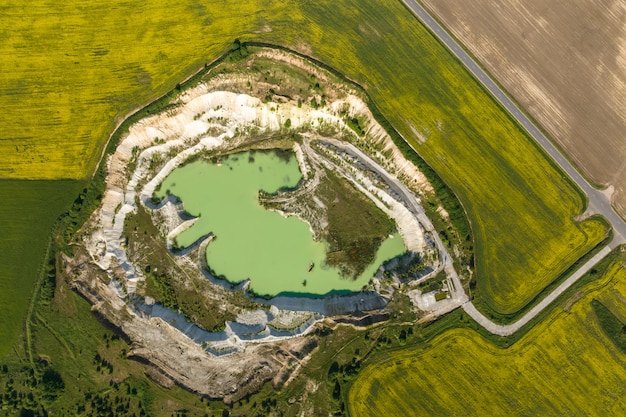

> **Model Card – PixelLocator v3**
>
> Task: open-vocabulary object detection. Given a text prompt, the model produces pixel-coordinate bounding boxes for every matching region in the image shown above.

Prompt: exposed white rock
[86,74,438,354]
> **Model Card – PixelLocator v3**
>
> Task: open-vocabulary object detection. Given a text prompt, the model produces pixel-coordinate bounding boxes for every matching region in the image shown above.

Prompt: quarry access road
[321,138,468,306]
[402,0,626,335]
[462,245,613,336]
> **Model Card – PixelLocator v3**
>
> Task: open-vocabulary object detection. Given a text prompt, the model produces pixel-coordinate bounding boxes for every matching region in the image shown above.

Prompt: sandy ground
[422,0,626,217]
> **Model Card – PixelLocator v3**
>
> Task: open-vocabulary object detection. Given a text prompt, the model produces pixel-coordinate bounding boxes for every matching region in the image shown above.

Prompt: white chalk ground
[409,289,437,311]
[85,80,440,355]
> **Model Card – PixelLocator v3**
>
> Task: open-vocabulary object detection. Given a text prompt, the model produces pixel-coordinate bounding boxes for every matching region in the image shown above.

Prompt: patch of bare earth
[422,0,626,216]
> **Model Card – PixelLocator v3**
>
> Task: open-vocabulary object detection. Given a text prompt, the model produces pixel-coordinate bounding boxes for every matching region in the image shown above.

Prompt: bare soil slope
[422,0,626,216]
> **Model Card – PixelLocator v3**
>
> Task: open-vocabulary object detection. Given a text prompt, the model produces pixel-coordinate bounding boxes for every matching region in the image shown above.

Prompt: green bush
[42,368,65,393]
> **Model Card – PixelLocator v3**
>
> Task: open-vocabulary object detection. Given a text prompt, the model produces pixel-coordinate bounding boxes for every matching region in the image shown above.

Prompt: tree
[332,381,341,400]
[42,368,65,393]
[231,39,249,60]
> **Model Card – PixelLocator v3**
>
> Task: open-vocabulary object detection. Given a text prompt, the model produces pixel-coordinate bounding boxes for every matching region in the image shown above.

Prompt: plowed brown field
[421,0,626,217]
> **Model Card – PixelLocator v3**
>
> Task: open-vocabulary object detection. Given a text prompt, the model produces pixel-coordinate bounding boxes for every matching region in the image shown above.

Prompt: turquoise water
[155,150,405,296]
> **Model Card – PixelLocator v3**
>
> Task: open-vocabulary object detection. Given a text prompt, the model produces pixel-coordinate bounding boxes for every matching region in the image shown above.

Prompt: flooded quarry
[65,46,465,400]
[155,150,405,296]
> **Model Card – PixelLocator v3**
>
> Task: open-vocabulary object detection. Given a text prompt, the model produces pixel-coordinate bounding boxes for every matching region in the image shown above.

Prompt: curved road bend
[463,245,612,336]
[401,0,626,335]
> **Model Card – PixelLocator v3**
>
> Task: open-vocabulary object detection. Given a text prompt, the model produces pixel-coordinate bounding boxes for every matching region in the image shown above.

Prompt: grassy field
[348,253,626,416]
[0,0,605,338]
[0,0,275,179]
[0,180,83,359]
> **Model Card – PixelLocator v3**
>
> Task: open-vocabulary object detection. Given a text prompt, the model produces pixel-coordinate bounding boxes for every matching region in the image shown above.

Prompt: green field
[0,180,83,359]
[348,253,626,416]
[0,0,605,350]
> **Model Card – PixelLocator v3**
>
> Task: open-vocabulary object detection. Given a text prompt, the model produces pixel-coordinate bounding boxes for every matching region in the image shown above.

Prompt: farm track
[402,0,626,335]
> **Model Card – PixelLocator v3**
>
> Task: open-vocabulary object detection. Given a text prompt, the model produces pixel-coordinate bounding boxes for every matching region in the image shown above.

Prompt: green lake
[154,150,405,296]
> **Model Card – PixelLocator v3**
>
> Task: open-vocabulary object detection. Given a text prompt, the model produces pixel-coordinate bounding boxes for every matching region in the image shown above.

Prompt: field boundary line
[22,233,55,365]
